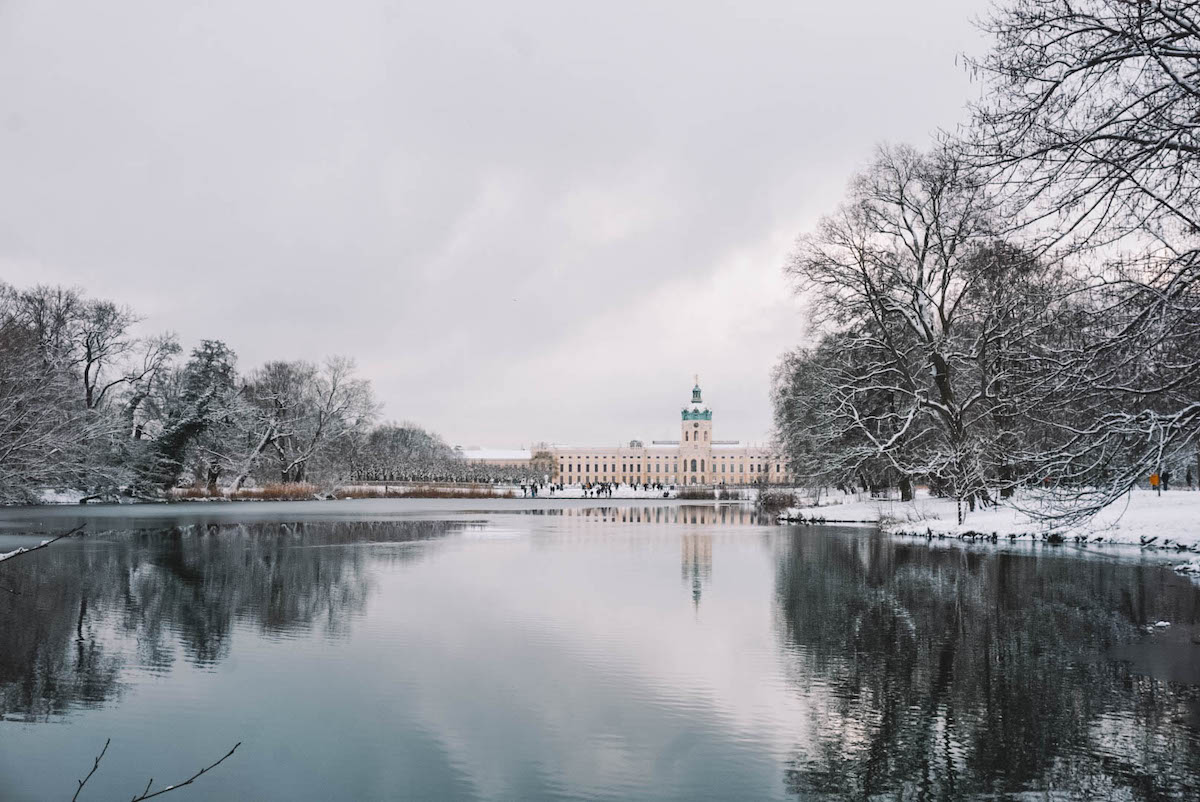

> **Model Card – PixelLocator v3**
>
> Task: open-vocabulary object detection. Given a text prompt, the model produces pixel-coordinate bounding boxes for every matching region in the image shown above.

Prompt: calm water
[1,500,1198,801]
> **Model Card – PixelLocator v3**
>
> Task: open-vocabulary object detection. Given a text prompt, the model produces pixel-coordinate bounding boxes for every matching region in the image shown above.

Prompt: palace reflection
[519,503,763,527]
[681,534,713,609]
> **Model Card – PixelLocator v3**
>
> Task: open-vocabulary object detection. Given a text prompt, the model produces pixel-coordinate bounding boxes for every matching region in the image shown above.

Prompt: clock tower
[680,376,713,484]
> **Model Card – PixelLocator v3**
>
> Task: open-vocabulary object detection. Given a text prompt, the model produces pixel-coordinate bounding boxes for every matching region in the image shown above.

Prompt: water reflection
[0,505,1198,800]
[0,519,464,721]
[682,534,713,609]
[775,533,1200,799]
[520,503,765,526]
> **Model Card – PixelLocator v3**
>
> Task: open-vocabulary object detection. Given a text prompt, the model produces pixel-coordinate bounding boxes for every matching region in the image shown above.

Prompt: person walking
[1162,470,1172,491]
[1150,471,1161,495]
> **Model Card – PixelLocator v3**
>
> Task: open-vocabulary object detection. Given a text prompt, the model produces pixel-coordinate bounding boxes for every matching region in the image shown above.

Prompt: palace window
[700,459,705,471]
[690,459,697,472]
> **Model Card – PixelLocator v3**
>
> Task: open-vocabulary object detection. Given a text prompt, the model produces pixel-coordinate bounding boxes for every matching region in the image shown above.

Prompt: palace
[460,379,791,486]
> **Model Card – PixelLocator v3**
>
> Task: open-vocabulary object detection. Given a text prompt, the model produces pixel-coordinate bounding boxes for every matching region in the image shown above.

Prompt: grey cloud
[0,0,987,445]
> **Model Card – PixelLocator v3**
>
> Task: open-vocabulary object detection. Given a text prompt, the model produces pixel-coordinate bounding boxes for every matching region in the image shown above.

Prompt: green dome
[683,377,710,419]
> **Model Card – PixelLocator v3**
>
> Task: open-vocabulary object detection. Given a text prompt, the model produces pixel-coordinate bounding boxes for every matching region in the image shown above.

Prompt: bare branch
[129,742,241,801]
[72,738,110,802]
[0,525,86,567]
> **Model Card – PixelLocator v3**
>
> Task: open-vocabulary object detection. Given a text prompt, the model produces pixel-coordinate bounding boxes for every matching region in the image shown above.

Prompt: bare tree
[0,287,112,502]
[783,144,1068,520]
[75,300,141,410]
[962,0,1200,519]
[11,284,82,364]
[349,422,460,483]
[235,357,377,487]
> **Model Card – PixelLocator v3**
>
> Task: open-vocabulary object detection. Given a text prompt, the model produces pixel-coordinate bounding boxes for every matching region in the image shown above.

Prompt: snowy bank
[778,489,1200,549]
[37,489,86,505]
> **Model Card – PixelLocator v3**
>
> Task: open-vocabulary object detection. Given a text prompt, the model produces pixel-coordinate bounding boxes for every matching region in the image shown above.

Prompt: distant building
[460,379,790,486]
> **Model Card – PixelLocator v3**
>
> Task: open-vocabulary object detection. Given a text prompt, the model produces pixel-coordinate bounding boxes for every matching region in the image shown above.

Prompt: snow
[37,488,85,504]
[0,547,29,562]
[779,488,1200,547]
[1176,556,1200,575]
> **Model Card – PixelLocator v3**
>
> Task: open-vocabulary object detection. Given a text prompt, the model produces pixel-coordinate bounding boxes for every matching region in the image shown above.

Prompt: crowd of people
[519,481,673,499]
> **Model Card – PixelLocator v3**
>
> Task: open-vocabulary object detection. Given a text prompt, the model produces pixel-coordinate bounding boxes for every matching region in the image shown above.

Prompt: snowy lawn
[779,488,1200,547]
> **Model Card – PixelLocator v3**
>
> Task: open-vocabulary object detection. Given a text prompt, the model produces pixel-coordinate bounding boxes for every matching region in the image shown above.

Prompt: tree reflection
[775,534,1200,799]
[0,519,462,720]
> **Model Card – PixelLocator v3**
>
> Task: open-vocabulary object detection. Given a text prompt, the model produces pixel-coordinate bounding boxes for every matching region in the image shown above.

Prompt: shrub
[756,489,797,514]
[334,485,514,500]
[249,483,322,500]
[171,486,221,500]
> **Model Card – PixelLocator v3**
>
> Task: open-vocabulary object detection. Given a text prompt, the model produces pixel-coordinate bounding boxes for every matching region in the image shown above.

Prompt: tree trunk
[205,464,220,494]
[230,424,276,492]
[899,475,913,502]
[998,463,1014,498]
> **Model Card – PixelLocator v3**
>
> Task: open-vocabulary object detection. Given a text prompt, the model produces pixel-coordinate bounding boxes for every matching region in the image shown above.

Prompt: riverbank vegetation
[774,0,1200,527]
[0,282,542,504]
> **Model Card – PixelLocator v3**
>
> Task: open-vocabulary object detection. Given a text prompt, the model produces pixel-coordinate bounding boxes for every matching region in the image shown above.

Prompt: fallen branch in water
[130,741,241,800]
[0,524,86,566]
[69,738,240,801]
[71,738,109,801]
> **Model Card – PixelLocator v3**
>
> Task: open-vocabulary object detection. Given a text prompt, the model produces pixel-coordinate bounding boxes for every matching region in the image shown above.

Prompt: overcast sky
[0,0,987,447]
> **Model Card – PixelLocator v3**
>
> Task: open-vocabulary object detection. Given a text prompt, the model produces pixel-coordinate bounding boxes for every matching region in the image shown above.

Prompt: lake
[1,500,1198,800]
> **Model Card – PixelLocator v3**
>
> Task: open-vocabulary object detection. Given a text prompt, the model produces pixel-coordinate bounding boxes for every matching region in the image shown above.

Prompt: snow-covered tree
[350,423,459,482]
[780,145,1070,519]
[235,357,377,487]
[0,285,108,502]
[961,0,1200,518]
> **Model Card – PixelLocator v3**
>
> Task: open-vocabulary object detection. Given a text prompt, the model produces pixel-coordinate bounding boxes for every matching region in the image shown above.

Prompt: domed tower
[680,375,713,484]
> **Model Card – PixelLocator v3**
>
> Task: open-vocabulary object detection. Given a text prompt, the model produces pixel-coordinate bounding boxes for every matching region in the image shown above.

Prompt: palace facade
[459,380,790,486]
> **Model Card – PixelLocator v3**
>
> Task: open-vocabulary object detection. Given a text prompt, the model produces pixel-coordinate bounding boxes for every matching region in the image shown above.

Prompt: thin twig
[129,742,241,801]
[0,524,86,567]
[72,737,110,802]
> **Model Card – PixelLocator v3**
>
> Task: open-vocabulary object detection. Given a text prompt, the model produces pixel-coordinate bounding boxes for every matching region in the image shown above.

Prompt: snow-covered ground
[778,488,1200,549]
[37,488,85,504]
